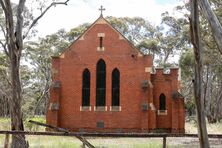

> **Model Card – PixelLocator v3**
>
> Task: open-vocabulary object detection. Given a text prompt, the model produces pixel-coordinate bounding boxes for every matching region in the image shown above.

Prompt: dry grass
[185,120,222,134]
[0,117,222,147]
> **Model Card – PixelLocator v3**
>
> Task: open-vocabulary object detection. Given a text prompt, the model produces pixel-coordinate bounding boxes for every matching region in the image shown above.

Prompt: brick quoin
[46,15,185,133]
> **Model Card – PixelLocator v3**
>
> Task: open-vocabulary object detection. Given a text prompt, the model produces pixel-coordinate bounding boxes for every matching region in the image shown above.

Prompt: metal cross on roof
[99,5,105,16]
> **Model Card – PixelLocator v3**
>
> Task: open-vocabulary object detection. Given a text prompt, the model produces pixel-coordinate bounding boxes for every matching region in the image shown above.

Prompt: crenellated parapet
[151,67,180,91]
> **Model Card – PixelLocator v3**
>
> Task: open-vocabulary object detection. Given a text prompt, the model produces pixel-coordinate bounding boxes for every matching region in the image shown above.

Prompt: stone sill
[110,106,121,111]
[80,106,92,111]
[94,106,107,111]
[97,47,105,51]
[158,110,167,115]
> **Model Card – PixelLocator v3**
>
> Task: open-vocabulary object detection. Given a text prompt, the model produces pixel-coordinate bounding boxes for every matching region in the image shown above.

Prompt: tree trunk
[190,0,210,147]
[199,0,222,54]
[0,0,69,147]
[10,49,28,148]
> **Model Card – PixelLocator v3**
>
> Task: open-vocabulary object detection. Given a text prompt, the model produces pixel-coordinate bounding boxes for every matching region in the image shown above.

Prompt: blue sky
[31,0,182,37]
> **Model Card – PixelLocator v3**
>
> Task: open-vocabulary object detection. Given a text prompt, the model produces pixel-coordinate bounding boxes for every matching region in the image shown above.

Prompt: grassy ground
[185,120,222,134]
[26,137,163,148]
[1,135,164,148]
[0,117,222,147]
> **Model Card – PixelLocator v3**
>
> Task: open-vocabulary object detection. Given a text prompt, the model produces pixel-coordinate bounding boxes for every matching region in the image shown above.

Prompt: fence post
[4,134,9,148]
[163,136,166,148]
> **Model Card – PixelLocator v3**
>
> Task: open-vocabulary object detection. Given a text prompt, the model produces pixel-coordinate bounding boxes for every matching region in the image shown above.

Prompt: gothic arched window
[112,68,120,106]
[96,59,106,106]
[159,93,166,110]
[82,69,90,106]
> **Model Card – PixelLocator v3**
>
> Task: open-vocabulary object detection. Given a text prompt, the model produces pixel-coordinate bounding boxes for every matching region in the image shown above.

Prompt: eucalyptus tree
[0,0,69,147]
[179,49,195,115]
[176,0,222,123]
[158,12,190,66]
[24,29,69,116]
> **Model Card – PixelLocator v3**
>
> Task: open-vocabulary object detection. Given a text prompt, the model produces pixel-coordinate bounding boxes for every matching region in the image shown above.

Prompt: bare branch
[4,1,14,34]
[0,23,10,56]
[0,0,6,13]
[0,24,6,38]
[199,0,222,54]
[0,40,9,57]
[16,0,26,52]
[0,70,12,87]
[4,0,16,53]
[0,1,8,52]
[23,0,69,39]
[34,83,50,115]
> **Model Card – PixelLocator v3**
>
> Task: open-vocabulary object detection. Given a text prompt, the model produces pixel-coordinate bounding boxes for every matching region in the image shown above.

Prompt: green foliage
[67,23,90,42]
[185,98,196,116]
[22,29,71,117]
[106,16,159,45]
[177,0,222,122]
[137,38,160,55]
[107,16,189,66]
[179,49,195,77]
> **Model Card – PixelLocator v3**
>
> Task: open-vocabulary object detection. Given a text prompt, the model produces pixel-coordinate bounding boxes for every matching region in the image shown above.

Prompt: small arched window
[82,69,90,106]
[112,68,120,106]
[159,93,166,110]
[96,59,106,106]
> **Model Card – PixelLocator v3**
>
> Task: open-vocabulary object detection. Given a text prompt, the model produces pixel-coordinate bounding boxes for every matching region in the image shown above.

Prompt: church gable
[61,16,140,58]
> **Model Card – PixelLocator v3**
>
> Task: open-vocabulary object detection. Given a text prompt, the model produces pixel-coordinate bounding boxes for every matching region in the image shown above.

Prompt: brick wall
[151,68,184,132]
[46,16,184,133]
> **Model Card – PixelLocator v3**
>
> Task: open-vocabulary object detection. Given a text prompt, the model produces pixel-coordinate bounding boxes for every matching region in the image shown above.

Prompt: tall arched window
[96,59,106,106]
[112,68,120,106]
[82,69,90,106]
[159,93,166,110]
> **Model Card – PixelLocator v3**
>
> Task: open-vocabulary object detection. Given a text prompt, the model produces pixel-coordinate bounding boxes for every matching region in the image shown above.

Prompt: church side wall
[46,57,60,127]
[151,68,185,133]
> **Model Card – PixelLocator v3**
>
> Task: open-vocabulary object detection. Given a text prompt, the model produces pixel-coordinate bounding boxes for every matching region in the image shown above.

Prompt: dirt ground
[84,137,222,148]
[167,137,222,148]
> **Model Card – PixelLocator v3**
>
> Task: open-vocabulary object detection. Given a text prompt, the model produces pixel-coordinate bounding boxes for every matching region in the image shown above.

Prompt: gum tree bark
[190,0,210,147]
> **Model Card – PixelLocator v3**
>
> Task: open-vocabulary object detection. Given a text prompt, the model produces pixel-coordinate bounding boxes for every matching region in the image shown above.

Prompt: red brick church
[46,9,185,133]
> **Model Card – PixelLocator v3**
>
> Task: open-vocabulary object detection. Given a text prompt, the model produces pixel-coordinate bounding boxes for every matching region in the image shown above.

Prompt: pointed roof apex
[99,5,105,17]
[59,7,143,56]
[95,16,107,24]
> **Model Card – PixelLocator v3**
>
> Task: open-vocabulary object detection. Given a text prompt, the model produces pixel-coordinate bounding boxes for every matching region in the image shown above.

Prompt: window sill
[110,106,121,111]
[80,106,92,111]
[94,106,107,111]
[97,47,105,51]
[157,110,167,115]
